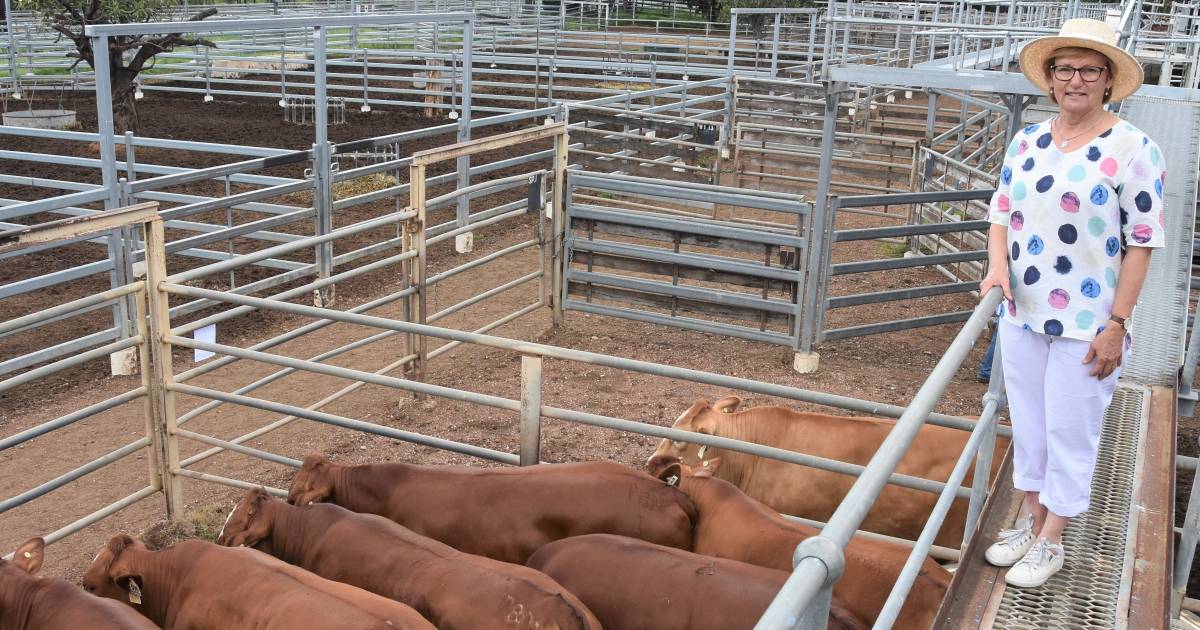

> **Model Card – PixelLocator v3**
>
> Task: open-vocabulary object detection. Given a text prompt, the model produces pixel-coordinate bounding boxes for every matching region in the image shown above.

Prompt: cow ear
[301,454,328,469]
[654,461,684,486]
[12,538,44,575]
[105,537,143,599]
[695,457,723,477]
[712,396,742,413]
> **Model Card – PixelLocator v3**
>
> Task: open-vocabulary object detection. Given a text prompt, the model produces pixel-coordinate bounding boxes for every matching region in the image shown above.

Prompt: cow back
[339,460,696,563]
[527,534,795,630]
[281,503,600,630]
[695,407,1005,547]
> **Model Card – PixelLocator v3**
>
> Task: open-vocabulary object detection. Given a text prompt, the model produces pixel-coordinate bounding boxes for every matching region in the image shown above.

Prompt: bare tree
[19,0,217,133]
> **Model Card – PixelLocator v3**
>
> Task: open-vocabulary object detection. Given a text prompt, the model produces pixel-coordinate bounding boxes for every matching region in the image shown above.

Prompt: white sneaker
[984,514,1036,567]
[1004,538,1064,588]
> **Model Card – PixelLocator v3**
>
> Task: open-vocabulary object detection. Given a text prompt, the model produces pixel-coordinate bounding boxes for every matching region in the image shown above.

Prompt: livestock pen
[2,1,1197,629]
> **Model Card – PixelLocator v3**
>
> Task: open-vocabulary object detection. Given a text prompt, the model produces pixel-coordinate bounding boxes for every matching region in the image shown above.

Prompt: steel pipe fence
[1,123,564,548]
[1,100,557,381]
[0,204,168,560]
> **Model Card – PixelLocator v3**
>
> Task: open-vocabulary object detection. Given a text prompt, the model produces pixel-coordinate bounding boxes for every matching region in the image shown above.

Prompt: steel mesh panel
[991,386,1146,629]
[1118,96,1200,385]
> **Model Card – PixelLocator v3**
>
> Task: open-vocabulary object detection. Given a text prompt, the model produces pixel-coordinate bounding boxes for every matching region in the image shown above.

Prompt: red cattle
[526,534,868,630]
[218,487,602,630]
[287,454,697,563]
[82,535,434,630]
[649,397,1007,547]
[0,537,157,630]
[647,455,950,629]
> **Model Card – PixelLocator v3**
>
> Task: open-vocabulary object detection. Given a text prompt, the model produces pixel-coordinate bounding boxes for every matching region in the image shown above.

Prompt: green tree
[721,0,818,38]
[17,0,217,133]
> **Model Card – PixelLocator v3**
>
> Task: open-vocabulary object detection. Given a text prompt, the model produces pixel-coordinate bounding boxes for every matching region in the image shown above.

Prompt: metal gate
[560,170,812,350]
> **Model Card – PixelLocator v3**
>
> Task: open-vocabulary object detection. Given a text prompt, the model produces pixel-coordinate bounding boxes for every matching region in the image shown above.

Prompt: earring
[1104,88,1112,98]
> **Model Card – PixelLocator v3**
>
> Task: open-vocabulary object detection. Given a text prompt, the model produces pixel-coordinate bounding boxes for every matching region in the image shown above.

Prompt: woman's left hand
[1083,326,1124,379]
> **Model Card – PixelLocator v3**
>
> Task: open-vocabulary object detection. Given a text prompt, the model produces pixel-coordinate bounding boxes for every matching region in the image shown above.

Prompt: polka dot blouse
[987,118,1166,342]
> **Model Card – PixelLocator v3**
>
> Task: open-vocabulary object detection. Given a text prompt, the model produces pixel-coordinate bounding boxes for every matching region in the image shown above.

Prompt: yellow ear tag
[127,579,142,605]
[22,552,31,558]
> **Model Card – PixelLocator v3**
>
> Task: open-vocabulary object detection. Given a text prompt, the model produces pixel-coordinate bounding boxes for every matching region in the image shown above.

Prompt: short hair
[1045,46,1114,104]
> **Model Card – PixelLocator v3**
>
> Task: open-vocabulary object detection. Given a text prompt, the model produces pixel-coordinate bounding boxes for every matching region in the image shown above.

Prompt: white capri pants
[998,319,1124,518]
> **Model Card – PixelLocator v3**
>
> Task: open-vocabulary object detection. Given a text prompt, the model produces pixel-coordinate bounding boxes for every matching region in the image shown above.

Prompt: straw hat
[1019,18,1144,103]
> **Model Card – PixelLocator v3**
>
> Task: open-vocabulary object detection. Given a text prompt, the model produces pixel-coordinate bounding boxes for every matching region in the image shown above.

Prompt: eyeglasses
[1050,65,1108,82]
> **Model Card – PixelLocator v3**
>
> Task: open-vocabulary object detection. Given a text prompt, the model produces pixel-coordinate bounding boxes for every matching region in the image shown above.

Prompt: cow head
[647,454,722,487]
[217,487,274,548]
[83,535,145,606]
[288,454,336,506]
[646,396,741,471]
[3,537,45,575]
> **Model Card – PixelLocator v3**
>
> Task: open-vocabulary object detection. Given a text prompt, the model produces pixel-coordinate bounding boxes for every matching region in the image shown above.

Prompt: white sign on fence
[194,324,217,362]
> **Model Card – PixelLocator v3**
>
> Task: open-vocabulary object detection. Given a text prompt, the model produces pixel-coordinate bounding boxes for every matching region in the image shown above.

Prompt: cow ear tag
[666,475,679,487]
[127,579,142,605]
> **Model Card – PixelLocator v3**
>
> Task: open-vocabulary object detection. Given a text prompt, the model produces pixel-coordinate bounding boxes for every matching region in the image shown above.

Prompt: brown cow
[287,455,697,563]
[218,487,602,630]
[0,537,157,630]
[649,397,1006,547]
[82,535,434,630]
[647,455,950,630]
[527,533,868,630]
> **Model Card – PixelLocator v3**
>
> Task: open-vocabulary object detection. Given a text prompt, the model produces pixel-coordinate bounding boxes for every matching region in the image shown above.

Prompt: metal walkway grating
[1118,95,1200,385]
[991,385,1147,629]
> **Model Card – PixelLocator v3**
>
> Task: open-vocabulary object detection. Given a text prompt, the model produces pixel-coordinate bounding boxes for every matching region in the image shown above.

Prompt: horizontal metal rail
[571,170,807,214]
[174,469,289,498]
[0,328,121,377]
[0,387,145,451]
[163,284,985,498]
[573,238,801,282]
[173,428,303,468]
[0,437,150,514]
[162,281,988,435]
[0,335,142,394]
[171,382,520,465]
[0,486,159,561]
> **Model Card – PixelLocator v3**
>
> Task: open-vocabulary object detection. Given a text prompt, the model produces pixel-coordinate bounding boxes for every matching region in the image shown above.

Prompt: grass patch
[332,173,399,200]
[595,80,653,91]
[880,242,910,258]
[141,506,229,549]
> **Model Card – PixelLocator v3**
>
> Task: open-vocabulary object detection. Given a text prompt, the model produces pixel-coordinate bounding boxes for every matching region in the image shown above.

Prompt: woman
[979,18,1165,588]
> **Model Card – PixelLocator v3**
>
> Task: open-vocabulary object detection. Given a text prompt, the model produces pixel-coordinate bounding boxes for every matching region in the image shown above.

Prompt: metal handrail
[756,287,1003,629]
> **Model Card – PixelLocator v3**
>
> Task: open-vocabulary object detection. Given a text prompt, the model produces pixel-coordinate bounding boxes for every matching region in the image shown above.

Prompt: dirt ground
[1,86,1194,606]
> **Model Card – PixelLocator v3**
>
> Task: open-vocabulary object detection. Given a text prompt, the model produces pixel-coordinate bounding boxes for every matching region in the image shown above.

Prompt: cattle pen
[2,1,1199,629]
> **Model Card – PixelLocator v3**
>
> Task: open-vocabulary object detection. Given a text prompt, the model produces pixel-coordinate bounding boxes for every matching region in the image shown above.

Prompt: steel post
[796,81,844,370]
[770,14,781,77]
[313,26,334,306]
[141,217,184,519]
[966,343,1003,541]
[1175,433,1200,616]
[925,91,938,143]
[550,104,568,326]
[726,11,738,77]
[455,19,473,253]
[519,354,542,466]
[3,0,17,92]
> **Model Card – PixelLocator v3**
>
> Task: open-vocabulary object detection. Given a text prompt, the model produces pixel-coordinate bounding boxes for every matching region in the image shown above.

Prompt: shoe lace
[1016,539,1057,569]
[996,518,1032,549]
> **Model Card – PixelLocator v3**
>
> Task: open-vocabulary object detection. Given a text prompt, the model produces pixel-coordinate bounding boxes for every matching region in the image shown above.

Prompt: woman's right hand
[979,266,1012,302]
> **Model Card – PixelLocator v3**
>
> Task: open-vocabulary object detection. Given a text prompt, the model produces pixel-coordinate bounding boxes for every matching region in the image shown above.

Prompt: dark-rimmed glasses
[1050,65,1108,82]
